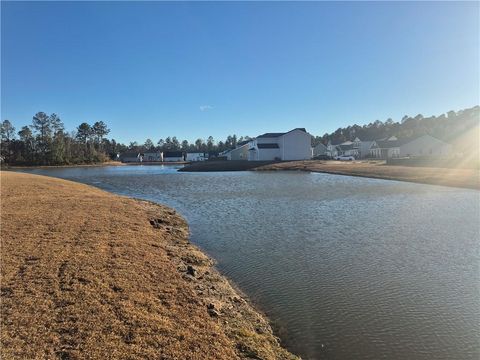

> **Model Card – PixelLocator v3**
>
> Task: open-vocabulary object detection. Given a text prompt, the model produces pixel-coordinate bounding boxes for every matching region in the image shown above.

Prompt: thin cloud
[199,105,214,112]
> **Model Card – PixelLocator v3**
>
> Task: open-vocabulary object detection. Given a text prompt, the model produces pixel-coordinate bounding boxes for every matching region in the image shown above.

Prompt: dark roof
[163,151,184,157]
[257,128,307,138]
[285,127,307,134]
[120,152,139,158]
[257,132,285,138]
[257,143,279,149]
[338,144,354,150]
[237,140,250,146]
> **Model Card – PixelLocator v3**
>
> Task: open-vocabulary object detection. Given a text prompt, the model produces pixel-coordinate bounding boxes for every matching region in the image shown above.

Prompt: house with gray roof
[369,136,401,159]
[399,135,452,157]
[313,142,327,157]
[247,128,312,161]
[119,152,141,163]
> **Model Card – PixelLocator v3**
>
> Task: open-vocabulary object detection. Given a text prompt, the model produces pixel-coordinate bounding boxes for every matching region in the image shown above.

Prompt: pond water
[17,165,480,360]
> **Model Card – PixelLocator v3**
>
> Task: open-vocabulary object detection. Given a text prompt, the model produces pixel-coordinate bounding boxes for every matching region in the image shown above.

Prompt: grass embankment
[0,172,298,360]
[255,160,480,190]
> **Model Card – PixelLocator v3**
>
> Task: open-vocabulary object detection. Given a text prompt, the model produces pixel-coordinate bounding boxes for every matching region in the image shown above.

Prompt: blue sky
[2,1,479,144]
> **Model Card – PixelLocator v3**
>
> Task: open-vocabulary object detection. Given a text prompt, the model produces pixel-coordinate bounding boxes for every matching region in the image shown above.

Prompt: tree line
[0,112,252,165]
[0,112,115,165]
[313,105,479,147]
[2,106,477,165]
[127,134,252,154]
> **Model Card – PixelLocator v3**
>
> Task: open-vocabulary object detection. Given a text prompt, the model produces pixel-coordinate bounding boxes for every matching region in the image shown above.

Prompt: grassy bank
[0,172,298,360]
[255,160,480,190]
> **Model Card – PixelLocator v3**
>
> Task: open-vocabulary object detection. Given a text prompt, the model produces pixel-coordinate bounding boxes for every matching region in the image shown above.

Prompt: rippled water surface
[18,166,480,360]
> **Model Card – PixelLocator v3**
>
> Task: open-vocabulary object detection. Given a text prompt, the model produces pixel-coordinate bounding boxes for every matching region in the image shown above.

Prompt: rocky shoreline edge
[141,199,299,360]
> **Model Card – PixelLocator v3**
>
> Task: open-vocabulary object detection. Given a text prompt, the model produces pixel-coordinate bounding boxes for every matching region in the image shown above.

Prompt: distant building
[324,137,376,159]
[186,152,207,162]
[163,151,184,162]
[399,135,452,157]
[337,143,358,157]
[120,152,141,163]
[312,142,327,157]
[358,139,375,159]
[142,152,162,162]
[369,137,400,159]
[226,142,249,160]
[326,140,340,158]
[248,128,312,161]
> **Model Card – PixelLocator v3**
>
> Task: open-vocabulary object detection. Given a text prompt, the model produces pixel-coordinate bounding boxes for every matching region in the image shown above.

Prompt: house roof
[338,144,354,150]
[236,142,250,149]
[258,143,279,149]
[237,140,250,146]
[120,152,139,158]
[372,140,401,149]
[256,128,307,138]
[257,132,285,138]
[163,151,184,157]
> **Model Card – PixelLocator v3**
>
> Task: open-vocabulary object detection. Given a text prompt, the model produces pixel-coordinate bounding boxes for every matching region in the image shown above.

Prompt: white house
[186,152,206,161]
[312,142,327,157]
[326,140,340,158]
[399,135,452,157]
[337,143,358,157]
[369,137,400,159]
[120,152,141,163]
[142,152,162,162]
[247,128,312,161]
[226,142,249,160]
[163,151,184,162]
[323,137,375,159]
[358,140,375,159]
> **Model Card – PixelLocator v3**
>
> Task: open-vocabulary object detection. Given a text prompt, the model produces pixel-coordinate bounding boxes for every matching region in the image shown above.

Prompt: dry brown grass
[255,160,480,190]
[0,172,298,360]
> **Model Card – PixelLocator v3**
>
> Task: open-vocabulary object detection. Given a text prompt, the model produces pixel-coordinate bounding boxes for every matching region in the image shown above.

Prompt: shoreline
[181,160,480,190]
[0,172,298,359]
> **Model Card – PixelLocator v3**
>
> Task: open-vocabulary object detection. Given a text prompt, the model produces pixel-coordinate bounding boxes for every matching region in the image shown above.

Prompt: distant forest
[314,105,479,147]
[0,112,251,165]
[1,105,478,166]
